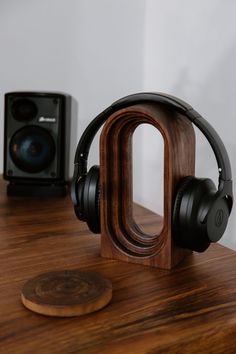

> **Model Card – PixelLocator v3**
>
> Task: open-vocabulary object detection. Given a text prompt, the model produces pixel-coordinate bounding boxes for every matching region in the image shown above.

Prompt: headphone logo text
[215,209,224,227]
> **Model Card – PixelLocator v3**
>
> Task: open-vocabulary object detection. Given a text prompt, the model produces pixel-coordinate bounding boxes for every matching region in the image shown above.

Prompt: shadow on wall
[195,42,236,250]
[170,40,236,250]
[222,142,236,250]
[69,97,79,178]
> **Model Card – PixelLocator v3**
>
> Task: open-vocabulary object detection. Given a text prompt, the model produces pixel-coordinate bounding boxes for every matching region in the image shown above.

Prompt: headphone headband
[74,92,232,185]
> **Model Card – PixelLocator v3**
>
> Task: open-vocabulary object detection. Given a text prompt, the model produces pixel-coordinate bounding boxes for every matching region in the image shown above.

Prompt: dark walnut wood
[100,103,195,269]
[0,178,236,353]
[21,270,112,317]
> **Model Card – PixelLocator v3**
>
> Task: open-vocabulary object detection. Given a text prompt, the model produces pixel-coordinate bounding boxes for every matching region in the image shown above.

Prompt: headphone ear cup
[173,177,219,252]
[204,195,229,243]
[83,165,100,234]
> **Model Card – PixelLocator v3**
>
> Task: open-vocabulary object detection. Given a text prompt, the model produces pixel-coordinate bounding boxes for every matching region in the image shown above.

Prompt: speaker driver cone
[9,126,56,173]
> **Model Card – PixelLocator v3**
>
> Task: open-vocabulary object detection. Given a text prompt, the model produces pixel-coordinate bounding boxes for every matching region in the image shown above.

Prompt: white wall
[0,0,145,175]
[140,0,236,249]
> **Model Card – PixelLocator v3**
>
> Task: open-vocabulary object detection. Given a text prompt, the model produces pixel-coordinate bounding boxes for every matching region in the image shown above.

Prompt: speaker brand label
[38,117,56,123]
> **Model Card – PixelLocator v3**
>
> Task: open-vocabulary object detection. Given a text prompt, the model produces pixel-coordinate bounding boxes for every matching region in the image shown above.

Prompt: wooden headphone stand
[100,103,195,269]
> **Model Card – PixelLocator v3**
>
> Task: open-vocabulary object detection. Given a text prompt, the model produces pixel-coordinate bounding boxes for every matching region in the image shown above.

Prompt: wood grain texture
[0,178,236,353]
[100,103,195,269]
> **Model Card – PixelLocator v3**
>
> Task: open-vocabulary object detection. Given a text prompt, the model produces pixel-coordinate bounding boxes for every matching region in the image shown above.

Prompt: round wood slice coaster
[21,270,112,317]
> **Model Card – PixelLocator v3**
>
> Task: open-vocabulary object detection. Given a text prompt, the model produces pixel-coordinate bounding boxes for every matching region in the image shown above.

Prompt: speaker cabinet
[3,92,71,196]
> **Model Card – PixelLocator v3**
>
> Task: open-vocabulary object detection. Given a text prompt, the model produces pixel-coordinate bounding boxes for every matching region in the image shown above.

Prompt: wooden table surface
[0,178,236,354]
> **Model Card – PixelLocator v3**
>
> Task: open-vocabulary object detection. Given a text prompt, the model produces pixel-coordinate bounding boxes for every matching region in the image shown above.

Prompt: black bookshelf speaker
[3,92,71,196]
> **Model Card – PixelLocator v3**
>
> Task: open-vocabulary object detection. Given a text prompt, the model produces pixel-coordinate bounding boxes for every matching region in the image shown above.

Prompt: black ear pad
[73,175,86,221]
[172,176,227,252]
[83,165,100,234]
[172,176,195,225]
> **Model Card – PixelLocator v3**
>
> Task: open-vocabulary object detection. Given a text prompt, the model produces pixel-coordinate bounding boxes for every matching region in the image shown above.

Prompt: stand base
[7,182,68,197]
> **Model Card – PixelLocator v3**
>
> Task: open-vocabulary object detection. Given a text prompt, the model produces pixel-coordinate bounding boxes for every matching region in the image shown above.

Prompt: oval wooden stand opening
[21,270,112,317]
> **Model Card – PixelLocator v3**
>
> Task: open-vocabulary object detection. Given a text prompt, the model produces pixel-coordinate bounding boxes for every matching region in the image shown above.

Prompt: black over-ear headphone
[71,92,233,252]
